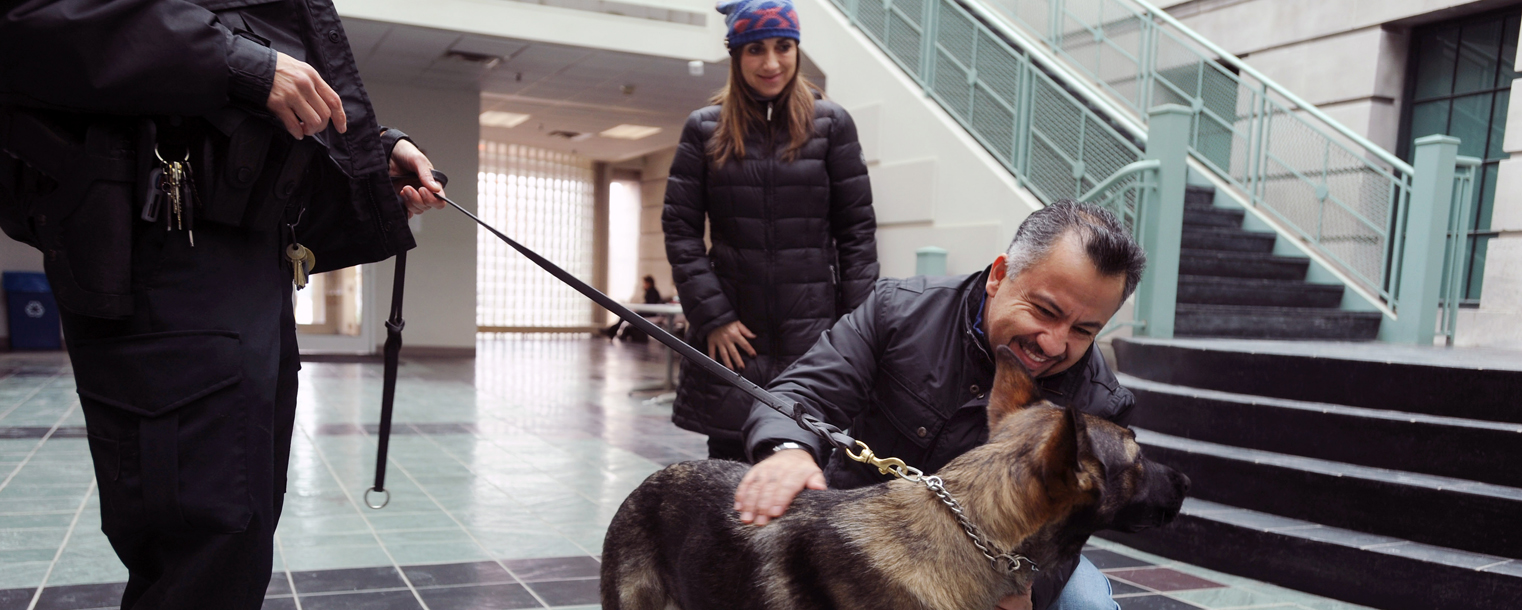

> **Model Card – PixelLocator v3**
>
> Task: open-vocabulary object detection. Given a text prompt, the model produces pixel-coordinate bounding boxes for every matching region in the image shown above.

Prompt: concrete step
[1174,304,1382,340]
[1100,498,1522,610]
[1112,337,1522,424]
[1180,249,1309,280]
[1177,275,1343,308]
[1185,184,1215,208]
[1180,227,1276,254]
[1118,373,1522,488]
[1134,429,1522,561]
[1183,206,1245,229]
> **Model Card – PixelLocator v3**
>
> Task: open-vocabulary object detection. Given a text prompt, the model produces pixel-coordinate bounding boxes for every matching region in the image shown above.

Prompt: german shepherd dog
[601,346,1190,610]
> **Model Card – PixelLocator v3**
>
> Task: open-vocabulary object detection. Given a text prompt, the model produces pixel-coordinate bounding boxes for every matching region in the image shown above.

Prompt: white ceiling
[344,16,731,161]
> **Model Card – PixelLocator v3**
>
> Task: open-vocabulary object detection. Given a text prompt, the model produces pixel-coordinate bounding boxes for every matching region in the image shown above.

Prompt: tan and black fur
[601,346,1189,610]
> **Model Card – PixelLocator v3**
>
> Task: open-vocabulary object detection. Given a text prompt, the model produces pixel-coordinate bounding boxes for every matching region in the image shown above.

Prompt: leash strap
[409,170,858,455]
[365,242,408,510]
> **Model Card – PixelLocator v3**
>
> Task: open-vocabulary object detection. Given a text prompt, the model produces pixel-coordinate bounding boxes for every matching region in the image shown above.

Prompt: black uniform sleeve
[663,111,737,340]
[0,0,276,115]
[742,280,887,461]
[823,103,879,313]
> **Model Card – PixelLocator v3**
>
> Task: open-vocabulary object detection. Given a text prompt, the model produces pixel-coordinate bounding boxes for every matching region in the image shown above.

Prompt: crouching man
[735,200,1145,610]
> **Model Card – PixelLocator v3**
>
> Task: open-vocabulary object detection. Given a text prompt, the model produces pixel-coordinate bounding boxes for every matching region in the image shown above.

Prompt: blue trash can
[3,272,62,350]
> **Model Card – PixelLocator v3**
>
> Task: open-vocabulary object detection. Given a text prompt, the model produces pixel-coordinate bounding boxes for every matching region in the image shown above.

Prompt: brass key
[286,243,316,289]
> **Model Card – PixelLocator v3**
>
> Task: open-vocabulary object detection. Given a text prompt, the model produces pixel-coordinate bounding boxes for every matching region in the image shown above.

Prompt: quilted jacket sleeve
[0,0,276,114]
[663,110,737,340]
[823,103,879,313]
[742,279,886,462]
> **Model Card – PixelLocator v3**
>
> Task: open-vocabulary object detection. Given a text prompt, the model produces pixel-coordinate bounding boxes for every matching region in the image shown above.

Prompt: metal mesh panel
[976,33,1023,105]
[858,0,890,51]
[933,54,974,118]
[971,86,1016,165]
[937,1,977,66]
[885,0,925,76]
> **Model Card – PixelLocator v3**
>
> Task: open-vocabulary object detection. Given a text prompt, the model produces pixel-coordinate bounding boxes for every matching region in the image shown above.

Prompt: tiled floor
[0,336,1371,610]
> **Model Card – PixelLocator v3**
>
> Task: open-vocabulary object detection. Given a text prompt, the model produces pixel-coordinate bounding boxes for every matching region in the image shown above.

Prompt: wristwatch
[770,441,809,455]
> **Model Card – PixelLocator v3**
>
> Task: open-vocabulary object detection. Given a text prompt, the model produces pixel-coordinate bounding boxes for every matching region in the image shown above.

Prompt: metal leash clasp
[845,441,924,482]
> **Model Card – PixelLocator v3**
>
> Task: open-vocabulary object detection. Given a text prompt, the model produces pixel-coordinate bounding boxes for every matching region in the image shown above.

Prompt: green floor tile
[0,561,49,588]
[382,541,491,566]
[280,544,394,572]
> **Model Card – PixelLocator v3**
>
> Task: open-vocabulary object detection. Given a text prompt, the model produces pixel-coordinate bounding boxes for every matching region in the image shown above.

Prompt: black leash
[365,170,858,509]
[363,249,406,509]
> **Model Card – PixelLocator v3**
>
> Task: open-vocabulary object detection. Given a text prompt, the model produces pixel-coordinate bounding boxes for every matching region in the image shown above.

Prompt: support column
[1383,135,1458,345]
[1134,104,1190,339]
[592,161,611,326]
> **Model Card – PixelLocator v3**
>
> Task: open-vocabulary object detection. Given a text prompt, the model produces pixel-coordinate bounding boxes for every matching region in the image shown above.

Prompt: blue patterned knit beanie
[717,0,801,49]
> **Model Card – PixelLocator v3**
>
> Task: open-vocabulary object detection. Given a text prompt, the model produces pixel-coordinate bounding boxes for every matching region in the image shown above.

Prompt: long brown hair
[706,47,821,167]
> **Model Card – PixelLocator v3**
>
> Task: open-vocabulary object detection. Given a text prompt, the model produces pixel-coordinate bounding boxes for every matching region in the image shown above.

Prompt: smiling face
[983,231,1127,378]
[738,37,798,99]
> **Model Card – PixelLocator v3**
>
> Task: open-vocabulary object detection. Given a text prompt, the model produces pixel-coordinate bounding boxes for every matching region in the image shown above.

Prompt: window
[1400,8,1520,303]
[477,142,596,330]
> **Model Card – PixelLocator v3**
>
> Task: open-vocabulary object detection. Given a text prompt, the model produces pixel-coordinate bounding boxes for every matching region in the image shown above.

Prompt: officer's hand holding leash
[390,140,447,217]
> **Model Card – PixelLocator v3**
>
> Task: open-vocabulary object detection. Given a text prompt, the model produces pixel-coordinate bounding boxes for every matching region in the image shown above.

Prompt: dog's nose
[1175,471,1192,495]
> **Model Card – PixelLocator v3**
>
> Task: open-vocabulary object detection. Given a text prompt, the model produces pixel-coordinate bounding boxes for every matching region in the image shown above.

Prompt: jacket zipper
[764,103,777,359]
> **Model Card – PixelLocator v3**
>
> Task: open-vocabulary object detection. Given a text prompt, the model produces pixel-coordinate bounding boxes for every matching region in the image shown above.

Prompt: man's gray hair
[1004,200,1147,300]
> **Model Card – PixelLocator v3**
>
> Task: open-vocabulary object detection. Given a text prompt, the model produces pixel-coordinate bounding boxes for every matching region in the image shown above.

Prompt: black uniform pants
[61,216,299,610]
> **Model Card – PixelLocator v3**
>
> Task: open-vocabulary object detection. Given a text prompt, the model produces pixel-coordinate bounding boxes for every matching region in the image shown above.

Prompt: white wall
[364,79,481,353]
[796,0,1040,277]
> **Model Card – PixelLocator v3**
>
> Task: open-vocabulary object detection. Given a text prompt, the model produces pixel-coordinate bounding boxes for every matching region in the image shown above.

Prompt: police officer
[0,1,444,607]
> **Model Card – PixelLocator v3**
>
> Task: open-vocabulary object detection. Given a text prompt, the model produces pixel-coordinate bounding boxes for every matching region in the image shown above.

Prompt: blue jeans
[1051,556,1119,610]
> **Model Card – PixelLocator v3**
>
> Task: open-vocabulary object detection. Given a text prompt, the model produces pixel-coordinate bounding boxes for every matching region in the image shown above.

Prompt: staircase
[1106,338,1522,609]
[1175,183,1383,340]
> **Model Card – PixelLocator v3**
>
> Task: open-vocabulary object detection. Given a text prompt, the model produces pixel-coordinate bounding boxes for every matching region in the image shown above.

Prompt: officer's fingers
[273,107,304,140]
[726,342,745,371]
[288,97,325,138]
[312,75,347,134]
[805,471,827,490]
[736,321,757,339]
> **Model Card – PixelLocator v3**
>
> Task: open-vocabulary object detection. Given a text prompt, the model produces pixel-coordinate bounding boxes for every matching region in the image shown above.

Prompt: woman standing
[664,0,878,461]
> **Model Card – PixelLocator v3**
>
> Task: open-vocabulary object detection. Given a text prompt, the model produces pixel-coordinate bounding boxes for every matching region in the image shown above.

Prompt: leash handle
[367,249,406,509]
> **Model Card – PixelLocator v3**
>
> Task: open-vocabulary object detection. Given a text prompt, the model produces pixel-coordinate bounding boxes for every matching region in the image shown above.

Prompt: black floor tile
[261,597,298,610]
[1116,594,1204,610]
[299,590,423,610]
[403,561,515,588]
[268,573,292,596]
[34,583,125,610]
[1085,549,1154,570]
[1108,578,1150,596]
[524,579,599,607]
[416,583,544,609]
[0,588,33,610]
[501,556,600,582]
[291,566,406,594]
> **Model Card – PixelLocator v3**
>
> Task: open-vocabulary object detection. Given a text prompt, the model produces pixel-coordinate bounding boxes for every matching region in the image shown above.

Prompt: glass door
[296,264,377,354]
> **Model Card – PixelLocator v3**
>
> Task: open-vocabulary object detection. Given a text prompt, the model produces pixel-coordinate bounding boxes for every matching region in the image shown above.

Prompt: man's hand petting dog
[733,448,825,525]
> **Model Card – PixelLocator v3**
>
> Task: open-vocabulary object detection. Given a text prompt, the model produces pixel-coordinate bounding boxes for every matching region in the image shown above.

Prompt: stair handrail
[1123,0,1413,176]
[983,0,1417,310]
[1080,159,1159,203]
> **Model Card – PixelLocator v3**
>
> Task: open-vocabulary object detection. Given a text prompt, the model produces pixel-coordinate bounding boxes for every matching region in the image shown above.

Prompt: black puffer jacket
[743,268,1135,609]
[664,98,878,440]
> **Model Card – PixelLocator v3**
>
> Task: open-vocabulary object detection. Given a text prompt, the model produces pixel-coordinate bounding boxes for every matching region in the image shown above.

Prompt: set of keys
[286,242,316,290]
[141,147,197,246]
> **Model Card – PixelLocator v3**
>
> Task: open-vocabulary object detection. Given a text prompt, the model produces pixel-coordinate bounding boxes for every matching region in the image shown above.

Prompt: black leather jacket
[743,267,1135,609]
[0,0,413,316]
[664,98,878,439]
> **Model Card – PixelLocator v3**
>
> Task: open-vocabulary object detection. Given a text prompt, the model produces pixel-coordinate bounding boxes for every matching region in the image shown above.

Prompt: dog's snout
[1174,470,1191,495]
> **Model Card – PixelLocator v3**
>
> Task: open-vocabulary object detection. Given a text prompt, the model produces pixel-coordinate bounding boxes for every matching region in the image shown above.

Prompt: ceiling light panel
[480,111,531,128]
[599,124,662,140]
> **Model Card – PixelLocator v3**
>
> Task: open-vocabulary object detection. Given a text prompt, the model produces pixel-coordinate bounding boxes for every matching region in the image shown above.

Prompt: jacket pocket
[73,330,251,534]
[875,369,946,449]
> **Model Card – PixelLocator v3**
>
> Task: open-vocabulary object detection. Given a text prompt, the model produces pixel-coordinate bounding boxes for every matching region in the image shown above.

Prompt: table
[624,303,685,404]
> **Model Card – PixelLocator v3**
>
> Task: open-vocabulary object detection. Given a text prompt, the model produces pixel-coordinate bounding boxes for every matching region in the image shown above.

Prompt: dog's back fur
[602,346,1188,610]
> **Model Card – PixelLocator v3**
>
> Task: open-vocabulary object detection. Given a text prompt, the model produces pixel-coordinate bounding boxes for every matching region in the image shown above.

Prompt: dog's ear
[1038,405,1100,494]
[988,345,1040,432]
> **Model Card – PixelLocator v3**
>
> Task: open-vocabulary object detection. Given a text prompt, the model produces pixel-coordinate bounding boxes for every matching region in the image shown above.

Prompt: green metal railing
[831,0,1145,206]
[983,0,1417,312]
[1440,157,1481,345]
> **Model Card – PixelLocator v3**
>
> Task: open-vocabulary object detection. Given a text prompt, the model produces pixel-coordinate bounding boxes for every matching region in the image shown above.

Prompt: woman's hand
[707,320,757,371]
